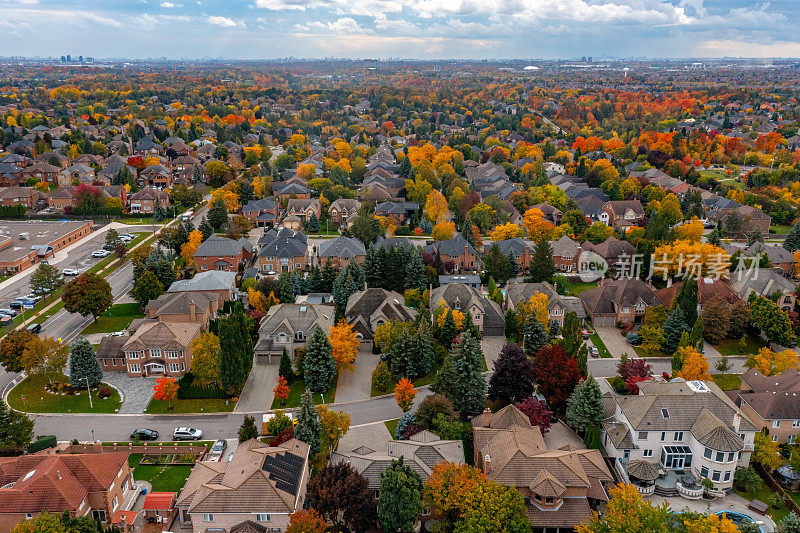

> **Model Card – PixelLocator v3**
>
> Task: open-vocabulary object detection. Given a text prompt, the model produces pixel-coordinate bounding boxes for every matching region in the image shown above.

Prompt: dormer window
[661,409,670,419]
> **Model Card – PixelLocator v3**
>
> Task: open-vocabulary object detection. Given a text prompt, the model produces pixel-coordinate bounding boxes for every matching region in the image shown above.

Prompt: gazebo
[627,459,659,491]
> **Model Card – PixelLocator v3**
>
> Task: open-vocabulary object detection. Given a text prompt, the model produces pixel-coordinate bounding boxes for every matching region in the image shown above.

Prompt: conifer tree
[527,238,555,283]
[69,337,103,388]
[451,330,487,418]
[304,326,336,393]
[488,342,535,405]
[461,213,475,247]
[430,352,459,404]
[363,246,382,288]
[412,323,435,378]
[675,277,698,327]
[279,348,294,383]
[439,310,458,350]
[523,314,548,357]
[566,376,604,433]
[405,248,427,292]
[295,389,321,456]
[662,307,689,354]
[784,220,800,252]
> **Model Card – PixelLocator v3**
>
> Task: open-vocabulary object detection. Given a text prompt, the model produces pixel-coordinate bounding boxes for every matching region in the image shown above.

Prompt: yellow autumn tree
[527,293,550,327]
[489,222,524,241]
[180,230,203,266]
[424,189,449,223]
[746,347,800,376]
[248,287,269,314]
[296,163,316,180]
[405,175,433,204]
[674,218,704,242]
[432,221,455,241]
[328,320,359,372]
[794,251,800,278]
[676,346,712,381]
[652,240,730,278]
[211,187,239,211]
[523,207,556,241]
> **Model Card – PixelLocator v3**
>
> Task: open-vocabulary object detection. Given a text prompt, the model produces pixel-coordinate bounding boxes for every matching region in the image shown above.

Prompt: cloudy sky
[0,0,797,60]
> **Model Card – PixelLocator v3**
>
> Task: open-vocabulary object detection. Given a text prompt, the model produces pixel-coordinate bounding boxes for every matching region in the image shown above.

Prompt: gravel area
[102,373,156,414]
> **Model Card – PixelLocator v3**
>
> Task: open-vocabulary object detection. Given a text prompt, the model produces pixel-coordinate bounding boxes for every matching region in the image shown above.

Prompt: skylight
[661,409,669,419]
[22,470,36,481]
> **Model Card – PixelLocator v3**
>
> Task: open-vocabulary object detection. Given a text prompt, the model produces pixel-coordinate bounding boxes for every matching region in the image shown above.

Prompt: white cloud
[79,12,123,28]
[254,0,319,10]
[160,1,177,7]
[327,16,363,32]
[208,15,237,26]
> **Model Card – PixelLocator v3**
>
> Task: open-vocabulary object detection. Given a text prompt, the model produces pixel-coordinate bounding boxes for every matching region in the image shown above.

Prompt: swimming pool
[716,511,764,532]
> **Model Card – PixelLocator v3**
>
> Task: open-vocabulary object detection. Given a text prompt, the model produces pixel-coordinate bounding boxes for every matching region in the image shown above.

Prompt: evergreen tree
[527,238,555,283]
[199,216,214,240]
[332,262,364,311]
[378,457,423,533]
[238,180,254,204]
[295,389,321,456]
[488,342,535,405]
[388,328,416,379]
[412,323,435,378]
[506,251,519,278]
[0,401,34,452]
[662,307,689,354]
[451,330,487,418]
[279,348,294,383]
[430,352,459,404]
[689,317,704,350]
[439,310,458,349]
[69,337,103,388]
[309,266,323,292]
[566,376,604,433]
[405,248,427,292]
[306,212,320,233]
[576,343,588,376]
[319,260,338,292]
[522,315,548,357]
[208,198,228,229]
[461,214,476,247]
[462,310,479,339]
[784,220,800,252]
[238,415,259,442]
[363,246,381,288]
[277,272,295,303]
[304,326,336,393]
[219,318,242,391]
[562,312,581,356]
[153,198,166,222]
[504,309,519,341]
[675,277,698,327]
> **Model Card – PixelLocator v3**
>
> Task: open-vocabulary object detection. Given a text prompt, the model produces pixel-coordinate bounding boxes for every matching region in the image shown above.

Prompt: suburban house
[273,181,312,200]
[328,198,361,227]
[144,290,220,328]
[257,227,309,274]
[531,202,563,225]
[429,282,504,336]
[176,439,310,533]
[744,242,795,277]
[551,235,582,273]
[193,235,254,273]
[19,162,60,185]
[139,164,172,189]
[284,198,321,222]
[472,405,614,531]
[423,236,481,273]
[168,271,237,302]
[602,379,758,498]
[602,200,645,228]
[505,281,586,328]
[317,236,366,270]
[254,304,335,363]
[727,268,796,312]
[58,163,95,186]
[331,430,464,492]
[439,274,481,289]
[0,452,134,532]
[375,201,418,223]
[490,238,535,272]
[707,204,771,237]
[580,237,636,274]
[732,369,800,445]
[580,278,663,327]
[654,277,740,314]
[0,187,45,209]
[98,319,202,377]
[48,185,78,211]
[134,137,163,156]
[242,198,279,227]
[344,288,417,346]
[128,187,170,214]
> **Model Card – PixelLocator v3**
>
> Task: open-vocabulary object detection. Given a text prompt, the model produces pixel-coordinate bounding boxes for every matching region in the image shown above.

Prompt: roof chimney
[189,299,196,322]
[482,407,491,428]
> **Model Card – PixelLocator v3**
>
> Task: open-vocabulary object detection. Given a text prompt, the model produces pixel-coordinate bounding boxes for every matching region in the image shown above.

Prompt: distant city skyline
[0,0,798,60]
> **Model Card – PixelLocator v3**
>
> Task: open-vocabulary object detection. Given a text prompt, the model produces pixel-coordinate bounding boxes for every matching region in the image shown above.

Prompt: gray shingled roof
[318,236,366,259]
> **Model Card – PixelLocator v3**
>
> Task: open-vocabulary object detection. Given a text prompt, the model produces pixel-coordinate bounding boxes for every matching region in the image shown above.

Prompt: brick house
[602,200,645,228]
[254,304,335,363]
[580,278,663,327]
[429,282,505,336]
[111,319,203,377]
[328,198,361,227]
[317,236,366,270]
[424,235,481,273]
[144,290,220,328]
[257,227,308,274]
[128,187,170,214]
[285,198,321,222]
[138,164,172,189]
[193,235,254,273]
[19,162,60,185]
[0,187,45,209]
[0,452,134,533]
[490,238,534,272]
[167,271,237,302]
[531,202,563,225]
[242,198,279,227]
[551,235,582,273]
[728,268,796,312]
[733,369,800,445]
[273,182,312,201]
[48,185,77,210]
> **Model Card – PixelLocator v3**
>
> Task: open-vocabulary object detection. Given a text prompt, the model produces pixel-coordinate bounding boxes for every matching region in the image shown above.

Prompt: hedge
[177,373,231,400]
[28,435,57,453]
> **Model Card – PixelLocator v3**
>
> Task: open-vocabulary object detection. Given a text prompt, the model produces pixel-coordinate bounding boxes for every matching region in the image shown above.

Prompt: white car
[173,427,203,441]
[589,345,600,358]
[92,250,111,258]
[119,234,133,242]
[62,268,80,276]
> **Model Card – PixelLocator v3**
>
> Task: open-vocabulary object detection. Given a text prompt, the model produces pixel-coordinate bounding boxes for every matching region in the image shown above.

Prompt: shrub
[626,333,640,344]
[415,394,456,431]
[265,411,293,437]
[268,427,294,447]
[607,376,628,394]
[98,386,112,399]
[28,435,57,453]
[372,362,392,393]
[394,412,417,440]
[733,466,763,493]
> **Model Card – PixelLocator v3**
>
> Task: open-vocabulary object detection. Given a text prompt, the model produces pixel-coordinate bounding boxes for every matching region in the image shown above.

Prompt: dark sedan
[130,428,159,441]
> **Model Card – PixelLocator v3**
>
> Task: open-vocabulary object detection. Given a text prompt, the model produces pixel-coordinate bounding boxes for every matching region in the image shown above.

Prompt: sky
[0,0,798,60]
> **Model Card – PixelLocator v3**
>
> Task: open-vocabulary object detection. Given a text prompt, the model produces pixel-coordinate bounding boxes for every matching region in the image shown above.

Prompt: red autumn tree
[273,375,289,406]
[514,398,552,434]
[286,509,327,533]
[153,376,178,408]
[533,345,581,413]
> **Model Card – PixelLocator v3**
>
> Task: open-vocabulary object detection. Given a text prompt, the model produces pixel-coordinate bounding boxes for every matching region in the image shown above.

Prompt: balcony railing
[635,484,655,496]
[677,481,704,500]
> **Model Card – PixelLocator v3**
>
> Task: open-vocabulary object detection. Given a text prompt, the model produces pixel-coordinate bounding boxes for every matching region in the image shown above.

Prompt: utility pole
[86,376,93,409]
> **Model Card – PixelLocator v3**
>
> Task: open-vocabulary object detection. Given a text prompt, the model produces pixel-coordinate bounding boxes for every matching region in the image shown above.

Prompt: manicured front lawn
[714,335,768,356]
[80,303,145,335]
[384,419,399,437]
[270,376,337,409]
[589,332,613,358]
[632,346,671,358]
[129,454,193,492]
[566,281,598,296]
[145,398,236,414]
[7,373,121,413]
[711,373,742,391]
[771,224,791,235]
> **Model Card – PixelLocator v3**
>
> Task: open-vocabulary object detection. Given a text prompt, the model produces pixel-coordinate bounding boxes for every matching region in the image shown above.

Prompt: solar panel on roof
[261,452,304,496]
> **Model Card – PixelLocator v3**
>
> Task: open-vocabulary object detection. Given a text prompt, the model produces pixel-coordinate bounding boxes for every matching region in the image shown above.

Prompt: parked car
[130,428,159,441]
[582,329,591,339]
[92,250,111,258]
[26,323,41,334]
[0,308,17,317]
[62,268,80,276]
[173,427,203,441]
[119,234,133,241]
[9,301,22,310]
[210,439,227,454]
[589,345,600,358]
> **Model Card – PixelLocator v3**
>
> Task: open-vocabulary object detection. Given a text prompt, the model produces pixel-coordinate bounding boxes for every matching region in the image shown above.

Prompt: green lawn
[566,281,598,296]
[633,346,671,358]
[771,224,792,235]
[80,303,144,335]
[715,335,768,356]
[271,376,337,409]
[711,373,742,391]
[129,454,193,493]
[589,332,613,358]
[734,484,792,523]
[7,373,121,413]
[145,398,236,414]
[384,419,399,437]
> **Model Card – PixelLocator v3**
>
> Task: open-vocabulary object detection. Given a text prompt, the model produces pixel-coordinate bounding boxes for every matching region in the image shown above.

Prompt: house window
[674,432,684,442]
[112,496,118,511]
[151,349,161,357]
[704,447,713,459]
[255,514,271,522]
[712,470,721,482]
[773,420,781,428]
[701,466,709,478]
[203,514,214,522]
[638,432,648,440]
[26,514,32,520]
[793,420,800,428]
[661,445,692,469]
[169,363,181,373]
[278,333,287,343]
[643,449,653,458]
[716,451,725,462]
[789,435,797,444]
[727,452,735,463]
[724,471,731,482]
[772,436,778,442]
[128,364,141,373]
[92,511,106,522]
[660,432,666,441]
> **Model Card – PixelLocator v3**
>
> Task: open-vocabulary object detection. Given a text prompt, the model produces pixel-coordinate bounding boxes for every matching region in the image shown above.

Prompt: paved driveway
[103,373,155,414]
[336,350,380,403]
[481,336,506,370]
[594,326,634,358]
[235,361,278,412]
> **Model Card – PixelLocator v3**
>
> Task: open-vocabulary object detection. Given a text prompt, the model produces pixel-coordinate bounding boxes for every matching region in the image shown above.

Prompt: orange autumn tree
[746,347,800,376]
[286,509,327,533]
[180,230,203,266]
[432,221,455,241]
[676,346,712,381]
[247,287,269,314]
[273,376,289,406]
[523,207,556,240]
[153,376,178,408]
[652,240,730,278]
[526,292,550,327]
[489,222,524,241]
[394,378,416,412]
[328,320,359,372]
